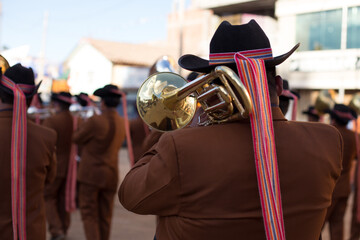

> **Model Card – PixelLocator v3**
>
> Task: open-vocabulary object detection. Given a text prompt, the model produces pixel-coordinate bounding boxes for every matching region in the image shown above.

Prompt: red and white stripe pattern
[209,48,273,65]
[234,52,286,240]
[1,75,36,240]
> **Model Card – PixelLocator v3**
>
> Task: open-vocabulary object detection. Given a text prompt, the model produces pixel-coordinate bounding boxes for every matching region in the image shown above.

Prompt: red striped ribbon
[65,116,78,212]
[1,75,36,240]
[234,53,286,240]
[210,48,273,65]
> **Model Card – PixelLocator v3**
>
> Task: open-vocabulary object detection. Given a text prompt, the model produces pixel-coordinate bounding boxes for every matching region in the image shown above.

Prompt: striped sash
[234,52,286,240]
[1,75,36,240]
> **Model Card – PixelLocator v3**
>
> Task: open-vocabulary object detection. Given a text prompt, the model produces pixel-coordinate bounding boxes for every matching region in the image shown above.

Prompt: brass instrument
[315,90,335,115]
[0,54,10,74]
[149,55,177,76]
[27,107,54,120]
[349,93,360,116]
[137,65,253,132]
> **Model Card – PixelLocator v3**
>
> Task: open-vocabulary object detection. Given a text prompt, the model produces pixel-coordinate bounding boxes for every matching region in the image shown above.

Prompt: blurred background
[1,0,360,120]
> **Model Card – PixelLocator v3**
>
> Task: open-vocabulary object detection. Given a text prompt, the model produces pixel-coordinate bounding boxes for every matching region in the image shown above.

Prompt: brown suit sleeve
[73,117,95,144]
[46,148,57,183]
[45,131,57,184]
[119,133,181,216]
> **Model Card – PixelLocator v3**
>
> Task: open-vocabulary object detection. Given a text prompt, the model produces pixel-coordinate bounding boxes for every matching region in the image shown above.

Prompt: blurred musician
[74,84,126,240]
[119,20,343,240]
[323,104,357,240]
[302,105,320,122]
[0,63,57,240]
[43,91,74,240]
[279,79,299,119]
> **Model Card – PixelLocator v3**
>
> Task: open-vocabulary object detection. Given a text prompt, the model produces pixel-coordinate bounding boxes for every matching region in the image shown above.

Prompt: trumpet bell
[349,93,360,115]
[137,72,197,132]
[315,90,335,115]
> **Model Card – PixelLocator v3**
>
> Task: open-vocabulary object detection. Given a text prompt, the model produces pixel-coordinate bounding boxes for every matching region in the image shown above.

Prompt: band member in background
[0,63,57,240]
[322,104,357,240]
[302,105,320,122]
[74,84,126,240]
[279,79,299,119]
[43,91,74,240]
[119,20,343,240]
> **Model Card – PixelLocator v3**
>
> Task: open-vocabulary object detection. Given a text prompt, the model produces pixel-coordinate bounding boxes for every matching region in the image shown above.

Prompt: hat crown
[210,20,271,54]
[4,63,35,86]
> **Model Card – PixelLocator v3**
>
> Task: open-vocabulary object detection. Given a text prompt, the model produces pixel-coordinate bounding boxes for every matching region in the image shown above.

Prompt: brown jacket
[130,117,148,163]
[74,110,126,190]
[332,125,357,198]
[119,107,343,240]
[0,111,57,240]
[43,110,73,178]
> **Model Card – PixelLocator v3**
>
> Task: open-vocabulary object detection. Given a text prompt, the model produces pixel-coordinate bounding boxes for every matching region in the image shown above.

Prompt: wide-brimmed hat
[75,92,91,107]
[0,63,40,98]
[93,84,122,98]
[280,80,300,100]
[51,91,74,105]
[330,104,356,124]
[179,20,300,73]
[302,106,320,119]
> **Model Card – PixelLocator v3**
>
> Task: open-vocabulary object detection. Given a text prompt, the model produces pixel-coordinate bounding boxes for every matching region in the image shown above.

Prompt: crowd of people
[0,19,359,240]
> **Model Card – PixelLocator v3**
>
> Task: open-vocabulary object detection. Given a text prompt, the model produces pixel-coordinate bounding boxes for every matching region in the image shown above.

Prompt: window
[347,6,360,48]
[296,9,342,51]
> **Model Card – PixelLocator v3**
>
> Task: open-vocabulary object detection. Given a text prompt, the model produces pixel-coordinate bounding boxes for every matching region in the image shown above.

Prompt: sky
[1,0,182,64]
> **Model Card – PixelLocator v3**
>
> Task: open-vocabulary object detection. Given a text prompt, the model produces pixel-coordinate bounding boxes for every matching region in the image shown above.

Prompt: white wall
[112,65,149,90]
[67,44,113,95]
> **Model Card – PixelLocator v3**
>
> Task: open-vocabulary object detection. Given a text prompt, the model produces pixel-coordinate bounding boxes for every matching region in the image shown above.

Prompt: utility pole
[0,1,3,51]
[178,0,185,74]
[38,11,48,84]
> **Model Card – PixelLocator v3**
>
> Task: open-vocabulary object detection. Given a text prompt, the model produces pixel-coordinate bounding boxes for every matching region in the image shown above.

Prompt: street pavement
[47,148,354,240]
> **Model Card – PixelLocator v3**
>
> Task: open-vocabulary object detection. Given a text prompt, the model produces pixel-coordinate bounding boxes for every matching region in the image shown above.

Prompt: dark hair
[279,96,290,115]
[0,87,33,106]
[103,96,120,108]
[332,115,350,126]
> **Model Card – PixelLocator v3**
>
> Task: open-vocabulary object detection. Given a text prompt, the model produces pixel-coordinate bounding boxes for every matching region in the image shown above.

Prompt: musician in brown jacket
[119,20,343,240]
[323,104,357,240]
[74,84,126,240]
[43,92,74,240]
[0,63,57,240]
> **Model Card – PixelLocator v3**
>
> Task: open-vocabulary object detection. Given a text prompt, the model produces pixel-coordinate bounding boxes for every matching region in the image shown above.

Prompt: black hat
[75,92,90,107]
[0,63,40,98]
[178,20,300,73]
[330,104,356,124]
[93,84,122,98]
[51,91,74,105]
[302,106,320,119]
[280,80,300,100]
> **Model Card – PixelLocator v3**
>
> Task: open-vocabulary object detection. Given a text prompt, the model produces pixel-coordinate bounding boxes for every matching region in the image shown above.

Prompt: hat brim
[179,43,300,73]
[93,88,122,98]
[0,80,41,98]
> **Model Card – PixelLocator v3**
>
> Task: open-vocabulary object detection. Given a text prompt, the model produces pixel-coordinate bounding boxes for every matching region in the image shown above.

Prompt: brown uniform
[129,117,148,163]
[325,126,356,240]
[0,110,57,240]
[43,110,73,237]
[120,107,343,240]
[74,110,126,240]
